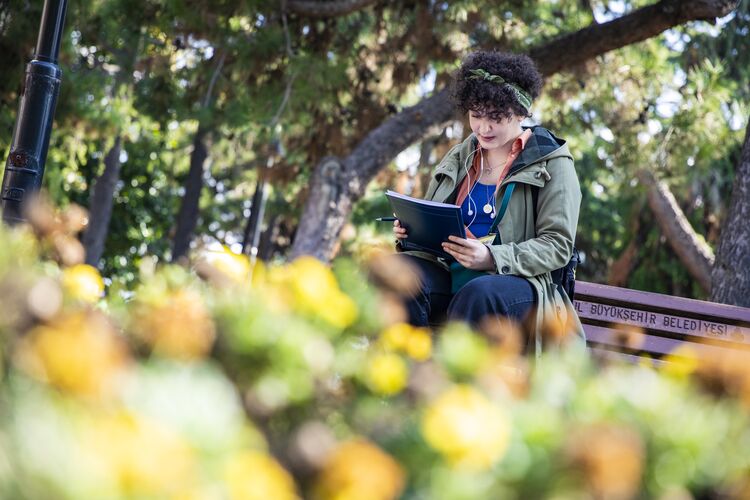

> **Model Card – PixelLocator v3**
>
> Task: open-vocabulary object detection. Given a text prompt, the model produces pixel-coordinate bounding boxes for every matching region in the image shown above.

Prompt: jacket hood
[507,126,571,175]
[459,125,571,175]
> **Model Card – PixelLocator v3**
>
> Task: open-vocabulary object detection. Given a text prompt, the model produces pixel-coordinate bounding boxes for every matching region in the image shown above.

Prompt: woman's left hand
[442,236,495,271]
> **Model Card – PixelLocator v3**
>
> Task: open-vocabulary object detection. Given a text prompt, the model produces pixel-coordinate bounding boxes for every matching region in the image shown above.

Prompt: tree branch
[607,238,639,287]
[530,0,738,75]
[636,169,715,292]
[286,0,380,18]
[202,51,226,109]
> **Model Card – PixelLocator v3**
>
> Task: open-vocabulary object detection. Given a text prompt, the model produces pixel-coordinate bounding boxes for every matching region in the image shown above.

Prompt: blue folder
[386,190,466,260]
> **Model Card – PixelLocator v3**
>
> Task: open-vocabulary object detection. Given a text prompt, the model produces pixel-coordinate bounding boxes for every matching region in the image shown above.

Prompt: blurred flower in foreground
[421,385,510,470]
[130,288,216,360]
[24,196,87,266]
[314,439,405,500]
[435,323,490,379]
[612,325,646,352]
[60,203,89,234]
[85,411,196,497]
[409,362,450,401]
[365,251,421,298]
[61,264,104,303]
[479,317,524,359]
[662,344,701,378]
[224,450,299,500]
[565,423,644,500]
[15,311,129,397]
[195,245,252,286]
[283,257,358,330]
[376,291,409,326]
[366,352,408,396]
[380,323,432,361]
[662,342,750,408]
[537,305,578,346]
[476,356,530,400]
[727,476,750,500]
[288,421,338,472]
[691,349,750,408]
[26,276,63,320]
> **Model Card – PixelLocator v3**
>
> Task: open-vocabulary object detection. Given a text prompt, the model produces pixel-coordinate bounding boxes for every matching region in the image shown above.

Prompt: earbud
[463,144,482,227]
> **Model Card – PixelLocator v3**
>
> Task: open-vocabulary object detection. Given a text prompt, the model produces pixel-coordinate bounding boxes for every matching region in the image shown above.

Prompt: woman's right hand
[393,219,408,239]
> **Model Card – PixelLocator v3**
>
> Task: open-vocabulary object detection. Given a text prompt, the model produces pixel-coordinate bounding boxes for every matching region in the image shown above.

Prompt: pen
[375,216,397,222]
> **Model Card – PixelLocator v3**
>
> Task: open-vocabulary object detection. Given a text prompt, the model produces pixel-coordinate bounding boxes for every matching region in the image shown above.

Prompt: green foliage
[1,224,749,498]
[0,1,41,148]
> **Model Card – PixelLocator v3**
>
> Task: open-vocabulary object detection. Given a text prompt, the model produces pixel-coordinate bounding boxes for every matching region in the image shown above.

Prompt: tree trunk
[170,52,225,262]
[636,169,715,292]
[412,134,441,198]
[258,212,280,261]
[290,0,739,262]
[607,239,639,287]
[83,136,122,267]
[171,126,210,261]
[242,170,269,258]
[290,157,354,260]
[710,120,750,306]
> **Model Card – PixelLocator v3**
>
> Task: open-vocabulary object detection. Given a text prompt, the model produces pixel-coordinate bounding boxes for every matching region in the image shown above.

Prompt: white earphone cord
[463,145,482,228]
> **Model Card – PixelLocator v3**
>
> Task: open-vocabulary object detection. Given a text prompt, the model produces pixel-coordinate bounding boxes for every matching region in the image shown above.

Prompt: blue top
[460,182,496,237]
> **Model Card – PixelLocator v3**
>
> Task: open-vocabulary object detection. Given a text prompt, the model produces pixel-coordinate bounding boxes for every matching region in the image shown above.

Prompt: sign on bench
[573,281,750,365]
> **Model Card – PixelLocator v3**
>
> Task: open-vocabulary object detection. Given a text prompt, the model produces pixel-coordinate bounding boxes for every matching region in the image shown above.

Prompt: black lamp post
[1,0,69,224]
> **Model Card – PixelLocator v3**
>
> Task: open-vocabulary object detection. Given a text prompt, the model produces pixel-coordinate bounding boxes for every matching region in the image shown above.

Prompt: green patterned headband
[468,68,533,112]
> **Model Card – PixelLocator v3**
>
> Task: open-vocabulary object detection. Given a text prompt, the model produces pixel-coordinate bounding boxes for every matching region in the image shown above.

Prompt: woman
[394,50,584,354]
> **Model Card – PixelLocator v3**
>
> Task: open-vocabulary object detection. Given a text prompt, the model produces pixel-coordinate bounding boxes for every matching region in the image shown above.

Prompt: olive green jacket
[422,126,585,355]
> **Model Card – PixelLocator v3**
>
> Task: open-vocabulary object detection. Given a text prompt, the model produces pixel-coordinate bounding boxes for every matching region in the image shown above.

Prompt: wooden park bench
[573,281,750,366]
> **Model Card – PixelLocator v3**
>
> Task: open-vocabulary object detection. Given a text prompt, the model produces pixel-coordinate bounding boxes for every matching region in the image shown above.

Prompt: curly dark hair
[452,50,543,120]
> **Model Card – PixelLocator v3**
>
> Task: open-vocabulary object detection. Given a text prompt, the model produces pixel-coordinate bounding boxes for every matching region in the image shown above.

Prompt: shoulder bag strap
[488,182,516,236]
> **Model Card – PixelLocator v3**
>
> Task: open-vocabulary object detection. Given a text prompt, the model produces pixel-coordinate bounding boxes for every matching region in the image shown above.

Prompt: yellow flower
[201,246,252,284]
[380,323,411,351]
[61,264,104,303]
[130,289,216,360]
[380,323,432,361]
[224,450,298,500]
[421,385,510,470]
[366,352,408,396]
[314,439,405,500]
[285,257,358,329]
[249,258,267,286]
[15,311,129,397]
[85,411,196,496]
[322,290,358,329]
[662,344,700,378]
[405,328,432,361]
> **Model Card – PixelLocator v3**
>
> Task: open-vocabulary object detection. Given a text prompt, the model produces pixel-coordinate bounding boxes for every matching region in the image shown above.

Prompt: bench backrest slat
[574,281,750,361]
[575,282,750,323]
[585,324,744,358]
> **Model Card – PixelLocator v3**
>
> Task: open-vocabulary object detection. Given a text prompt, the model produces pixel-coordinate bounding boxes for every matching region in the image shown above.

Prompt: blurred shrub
[0,210,748,500]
